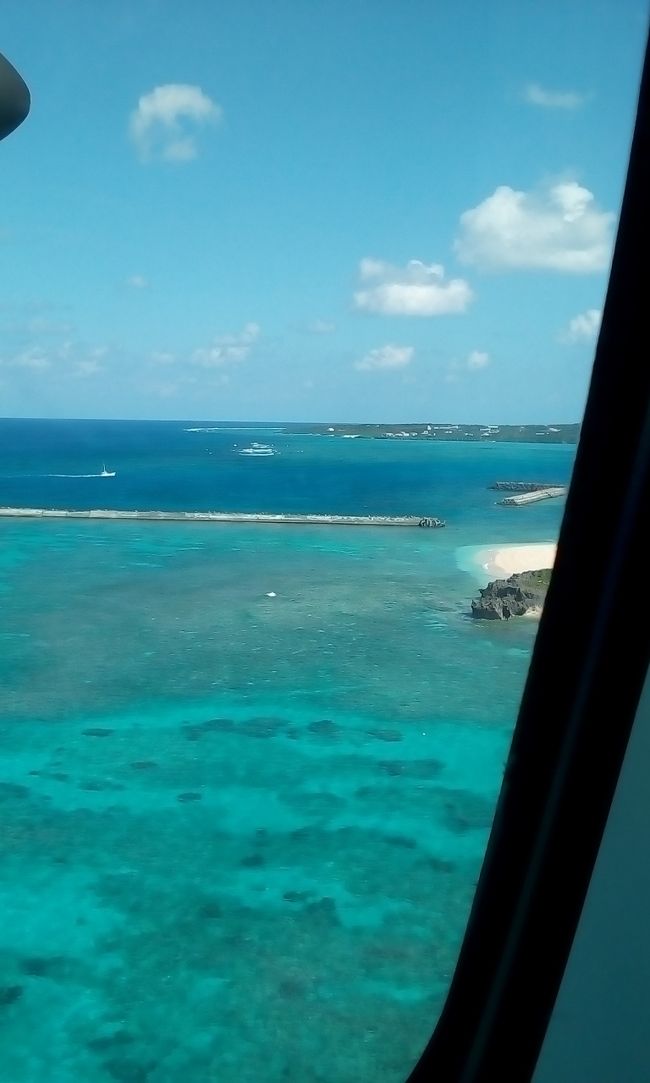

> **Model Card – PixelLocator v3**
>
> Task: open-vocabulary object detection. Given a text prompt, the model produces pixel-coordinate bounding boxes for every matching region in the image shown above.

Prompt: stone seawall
[498,488,567,506]
[0,507,446,528]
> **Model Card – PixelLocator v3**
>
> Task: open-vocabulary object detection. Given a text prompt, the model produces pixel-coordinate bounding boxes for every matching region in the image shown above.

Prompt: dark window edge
[408,28,650,1083]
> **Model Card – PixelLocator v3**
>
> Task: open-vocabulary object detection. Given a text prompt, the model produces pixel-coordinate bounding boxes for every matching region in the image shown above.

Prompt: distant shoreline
[282,422,580,445]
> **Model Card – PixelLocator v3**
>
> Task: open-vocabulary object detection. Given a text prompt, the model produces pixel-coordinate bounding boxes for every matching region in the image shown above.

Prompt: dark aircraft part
[0,52,30,141]
[409,26,650,1083]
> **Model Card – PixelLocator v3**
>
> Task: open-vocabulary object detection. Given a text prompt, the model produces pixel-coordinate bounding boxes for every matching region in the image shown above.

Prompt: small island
[471,568,553,620]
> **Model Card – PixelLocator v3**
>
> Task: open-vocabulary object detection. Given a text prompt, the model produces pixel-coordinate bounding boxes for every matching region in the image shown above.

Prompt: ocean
[0,419,575,1083]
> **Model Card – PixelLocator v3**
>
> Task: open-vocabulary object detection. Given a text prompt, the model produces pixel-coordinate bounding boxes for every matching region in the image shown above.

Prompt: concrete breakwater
[0,507,446,528]
[489,481,560,492]
[499,487,567,506]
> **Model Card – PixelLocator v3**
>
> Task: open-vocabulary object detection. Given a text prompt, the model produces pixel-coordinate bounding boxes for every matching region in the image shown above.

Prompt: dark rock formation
[377,758,443,778]
[366,726,403,742]
[307,718,341,737]
[471,568,552,620]
[0,782,29,800]
[240,853,265,868]
[0,985,23,1007]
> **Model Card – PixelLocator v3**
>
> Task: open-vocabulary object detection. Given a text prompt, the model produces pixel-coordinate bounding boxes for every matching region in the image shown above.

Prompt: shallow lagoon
[0,423,573,1081]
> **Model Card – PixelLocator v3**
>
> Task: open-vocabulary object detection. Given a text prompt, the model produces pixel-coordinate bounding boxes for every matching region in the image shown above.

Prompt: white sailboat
[100,464,116,477]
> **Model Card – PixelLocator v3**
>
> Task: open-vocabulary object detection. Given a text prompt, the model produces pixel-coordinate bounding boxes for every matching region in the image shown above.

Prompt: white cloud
[73,346,107,376]
[9,347,51,370]
[466,349,490,370]
[447,350,490,382]
[75,359,104,377]
[524,83,587,110]
[563,308,602,342]
[191,322,260,368]
[127,274,149,289]
[163,138,198,162]
[25,316,74,336]
[0,339,109,379]
[455,181,615,272]
[359,258,386,279]
[308,319,336,334]
[129,84,222,163]
[355,344,414,371]
[152,380,180,399]
[354,258,473,316]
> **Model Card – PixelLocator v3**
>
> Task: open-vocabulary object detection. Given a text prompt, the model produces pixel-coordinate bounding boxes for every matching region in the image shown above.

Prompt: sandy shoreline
[473,542,557,579]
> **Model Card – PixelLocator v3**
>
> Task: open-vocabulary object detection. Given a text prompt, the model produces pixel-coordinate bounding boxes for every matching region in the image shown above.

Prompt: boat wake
[31,471,116,478]
[186,425,282,434]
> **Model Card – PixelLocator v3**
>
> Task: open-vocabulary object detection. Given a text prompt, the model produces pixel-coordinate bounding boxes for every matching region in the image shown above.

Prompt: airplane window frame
[409,28,650,1083]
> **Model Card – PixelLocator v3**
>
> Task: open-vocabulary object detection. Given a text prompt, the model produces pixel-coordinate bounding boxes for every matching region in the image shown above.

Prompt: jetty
[498,487,567,506]
[489,481,560,492]
[0,507,446,528]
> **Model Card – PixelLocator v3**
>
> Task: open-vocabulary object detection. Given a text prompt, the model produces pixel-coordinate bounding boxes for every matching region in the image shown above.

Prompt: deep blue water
[0,420,575,1083]
[0,417,574,523]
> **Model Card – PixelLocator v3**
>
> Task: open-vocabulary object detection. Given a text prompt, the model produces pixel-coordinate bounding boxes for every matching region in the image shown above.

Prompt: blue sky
[1,1,647,422]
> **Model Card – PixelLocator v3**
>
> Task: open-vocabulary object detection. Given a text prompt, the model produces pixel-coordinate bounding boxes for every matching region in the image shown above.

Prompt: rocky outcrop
[471,568,552,620]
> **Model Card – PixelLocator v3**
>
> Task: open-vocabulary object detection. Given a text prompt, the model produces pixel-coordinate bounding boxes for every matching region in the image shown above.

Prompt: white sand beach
[473,542,557,578]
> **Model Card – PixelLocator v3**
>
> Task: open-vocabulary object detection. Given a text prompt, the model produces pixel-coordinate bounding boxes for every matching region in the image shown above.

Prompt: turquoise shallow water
[0,422,574,1081]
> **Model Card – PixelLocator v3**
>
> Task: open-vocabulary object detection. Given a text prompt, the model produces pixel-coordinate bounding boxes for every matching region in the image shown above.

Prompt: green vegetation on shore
[283,423,579,444]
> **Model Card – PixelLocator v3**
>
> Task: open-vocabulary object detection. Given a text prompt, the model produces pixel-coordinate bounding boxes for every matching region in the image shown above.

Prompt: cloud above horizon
[0,340,108,378]
[524,83,588,109]
[190,322,260,367]
[563,307,602,342]
[354,259,473,316]
[466,349,490,370]
[126,274,149,289]
[74,356,106,377]
[354,343,414,371]
[455,180,614,272]
[129,84,222,163]
[3,346,51,370]
[308,319,336,334]
[446,349,490,382]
